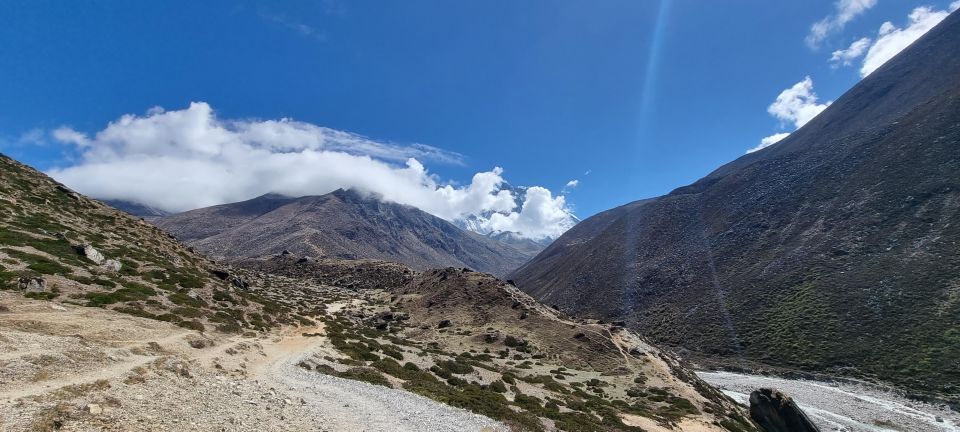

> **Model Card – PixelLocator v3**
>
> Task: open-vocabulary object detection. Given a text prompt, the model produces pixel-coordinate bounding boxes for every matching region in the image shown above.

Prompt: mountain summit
[155,189,535,277]
[511,11,960,396]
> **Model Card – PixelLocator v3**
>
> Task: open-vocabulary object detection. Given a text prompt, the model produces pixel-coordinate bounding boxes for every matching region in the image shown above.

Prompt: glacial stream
[698,371,959,432]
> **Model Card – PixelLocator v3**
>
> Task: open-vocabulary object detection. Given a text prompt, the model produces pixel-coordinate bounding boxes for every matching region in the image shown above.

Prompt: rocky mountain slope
[154,189,535,278]
[250,255,757,431]
[511,11,960,398]
[0,153,308,334]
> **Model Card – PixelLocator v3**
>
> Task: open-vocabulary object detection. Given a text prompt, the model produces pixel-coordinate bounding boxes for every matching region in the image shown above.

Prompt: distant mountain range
[153,189,540,277]
[101,199,171,219]
[512,11,960,397]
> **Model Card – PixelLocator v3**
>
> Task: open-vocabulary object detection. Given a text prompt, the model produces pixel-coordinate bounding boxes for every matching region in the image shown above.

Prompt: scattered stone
[86,404,103,415]
[437,319,452,328]
[18,277,47,293]
[189,338,213,349]
[749,388,820,432]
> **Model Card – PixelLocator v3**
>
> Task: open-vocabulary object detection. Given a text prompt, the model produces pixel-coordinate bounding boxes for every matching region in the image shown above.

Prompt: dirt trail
[0,294,505,431]
[245,320,507,432]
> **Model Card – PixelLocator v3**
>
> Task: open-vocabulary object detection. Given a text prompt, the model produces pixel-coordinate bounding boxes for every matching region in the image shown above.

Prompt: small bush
[437,359,474,375]
[339,367,392,387]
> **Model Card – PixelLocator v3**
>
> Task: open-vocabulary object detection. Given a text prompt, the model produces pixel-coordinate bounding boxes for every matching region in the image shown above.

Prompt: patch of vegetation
[167,292,207,308]
[25,291,59,300]
[338,367,392,387]
[403,374,543,431]
[436,359,474,375]
[3,249,71,275]
[85,283,156,307]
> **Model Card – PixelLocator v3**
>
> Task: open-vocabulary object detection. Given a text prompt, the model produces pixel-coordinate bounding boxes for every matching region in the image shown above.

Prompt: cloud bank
[47,102,576,240]
[806,0,878,49]
[749,77,832,153]
[831,3,959,77]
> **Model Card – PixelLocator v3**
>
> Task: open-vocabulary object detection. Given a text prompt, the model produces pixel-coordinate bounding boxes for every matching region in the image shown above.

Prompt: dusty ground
[0,292,504,432]
[699,371,960,432]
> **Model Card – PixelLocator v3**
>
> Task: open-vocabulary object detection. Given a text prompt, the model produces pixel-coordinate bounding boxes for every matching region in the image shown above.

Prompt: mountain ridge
[155,189,536,277]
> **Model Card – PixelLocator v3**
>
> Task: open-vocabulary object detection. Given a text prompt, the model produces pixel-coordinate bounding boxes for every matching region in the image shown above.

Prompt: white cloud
[858,5,953,77]
[747,132,791,154]
[750,77,832,153]
[767,76,832,129]
[806,0,878,49]
[46,102,576,240]
[830,37,872,66]
[560,179,579,195]
[478,187,575,239]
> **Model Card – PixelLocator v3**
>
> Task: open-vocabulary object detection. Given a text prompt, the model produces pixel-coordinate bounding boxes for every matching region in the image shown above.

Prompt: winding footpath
[249,324,507,432]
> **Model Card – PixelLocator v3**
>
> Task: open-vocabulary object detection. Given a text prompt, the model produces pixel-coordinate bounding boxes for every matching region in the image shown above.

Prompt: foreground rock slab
[749,388,819,432]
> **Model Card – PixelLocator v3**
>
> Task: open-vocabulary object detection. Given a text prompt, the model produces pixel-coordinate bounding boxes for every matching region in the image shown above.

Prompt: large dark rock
[749,388,819,432]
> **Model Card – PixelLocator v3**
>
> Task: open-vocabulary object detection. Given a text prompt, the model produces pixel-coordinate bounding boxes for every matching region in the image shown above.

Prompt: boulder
[74,244,105,265]
[749,388,820,432]
[18,277,47,293]
[100,259,122,272]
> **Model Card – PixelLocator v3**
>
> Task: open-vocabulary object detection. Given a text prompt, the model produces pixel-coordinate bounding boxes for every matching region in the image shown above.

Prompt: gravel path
[246,323,507,432]
[698,371,959,432]
[266,356,507,432]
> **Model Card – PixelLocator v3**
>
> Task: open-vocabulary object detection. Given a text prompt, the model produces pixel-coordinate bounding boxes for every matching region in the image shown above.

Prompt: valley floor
[698,371,959,432]
[0,292,504,431]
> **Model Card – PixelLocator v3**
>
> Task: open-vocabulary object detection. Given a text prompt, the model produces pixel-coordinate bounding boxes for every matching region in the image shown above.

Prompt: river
[697,371,959,432]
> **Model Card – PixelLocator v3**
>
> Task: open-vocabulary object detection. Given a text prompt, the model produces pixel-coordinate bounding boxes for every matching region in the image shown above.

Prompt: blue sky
[1,0,957,237]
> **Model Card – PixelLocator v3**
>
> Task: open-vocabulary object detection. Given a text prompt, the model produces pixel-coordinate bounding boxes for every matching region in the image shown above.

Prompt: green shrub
[339,367,392,387]
[178,320,205,332]
[437,359,474,375]
[167,292,206,308]
[85,283,156,307]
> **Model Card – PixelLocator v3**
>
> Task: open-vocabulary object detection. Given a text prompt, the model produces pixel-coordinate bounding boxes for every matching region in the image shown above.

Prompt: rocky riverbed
[698,371,959,432]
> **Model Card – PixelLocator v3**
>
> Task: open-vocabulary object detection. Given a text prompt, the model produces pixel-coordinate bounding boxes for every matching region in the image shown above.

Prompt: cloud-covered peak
[46,102,576,240]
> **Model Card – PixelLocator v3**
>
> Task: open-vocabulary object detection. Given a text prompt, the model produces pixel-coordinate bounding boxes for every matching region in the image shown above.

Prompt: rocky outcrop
[73,244,122,272]
[749,388,819,432]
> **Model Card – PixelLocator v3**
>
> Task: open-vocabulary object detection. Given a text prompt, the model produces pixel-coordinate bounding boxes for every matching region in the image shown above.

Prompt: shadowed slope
[511,11,960,397]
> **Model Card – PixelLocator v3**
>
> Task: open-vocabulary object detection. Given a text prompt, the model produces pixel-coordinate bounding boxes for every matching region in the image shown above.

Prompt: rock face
[155,189,536,278]
[749,389,819,432]
[510,12,960,395]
